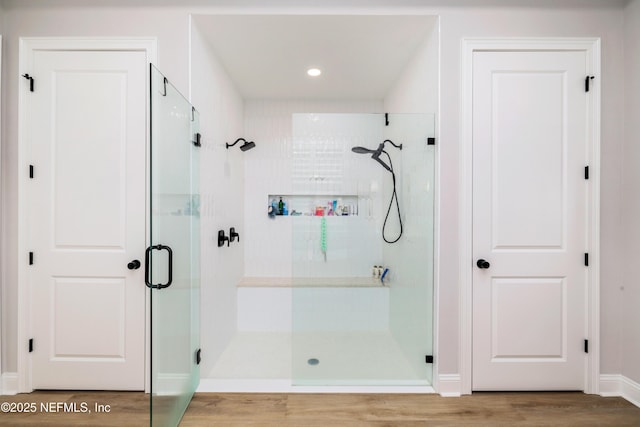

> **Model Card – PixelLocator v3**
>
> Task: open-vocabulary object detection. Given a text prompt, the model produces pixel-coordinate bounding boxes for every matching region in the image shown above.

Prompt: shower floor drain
[307,358,320,366]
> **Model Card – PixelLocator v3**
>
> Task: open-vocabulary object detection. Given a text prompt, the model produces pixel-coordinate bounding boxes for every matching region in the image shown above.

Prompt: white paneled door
[472,51,589,390]
[28,50,146,389]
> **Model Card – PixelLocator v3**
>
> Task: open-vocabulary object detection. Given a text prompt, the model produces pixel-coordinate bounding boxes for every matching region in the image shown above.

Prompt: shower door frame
[16,37,157,393]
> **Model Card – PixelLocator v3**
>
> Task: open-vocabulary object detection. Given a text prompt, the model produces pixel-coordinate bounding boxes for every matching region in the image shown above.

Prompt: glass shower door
[149,65,200,426]
[291,113,435,386]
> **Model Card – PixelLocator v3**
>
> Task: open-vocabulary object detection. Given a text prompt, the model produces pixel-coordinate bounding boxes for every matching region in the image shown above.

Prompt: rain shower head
[351,142,385,156]
[226,138,256,151]
[240,140,256,151]
[226,138,255,151]
[351,146,377,154]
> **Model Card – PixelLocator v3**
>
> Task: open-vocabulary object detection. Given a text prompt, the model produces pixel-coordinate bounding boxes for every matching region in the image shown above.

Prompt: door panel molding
[460,37,601,395]
[17,37,157,393]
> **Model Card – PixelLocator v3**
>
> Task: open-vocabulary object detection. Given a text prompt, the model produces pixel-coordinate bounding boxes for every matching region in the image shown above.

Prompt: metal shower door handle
[145,244,173,289]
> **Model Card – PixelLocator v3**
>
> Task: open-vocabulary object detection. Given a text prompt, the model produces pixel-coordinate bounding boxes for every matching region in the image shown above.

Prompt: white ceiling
[193,15,438,100]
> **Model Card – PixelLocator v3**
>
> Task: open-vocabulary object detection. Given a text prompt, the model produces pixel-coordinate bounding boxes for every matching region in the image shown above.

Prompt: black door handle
[145,245,173,289]
[128,259,141,270]
[477,259,491,269]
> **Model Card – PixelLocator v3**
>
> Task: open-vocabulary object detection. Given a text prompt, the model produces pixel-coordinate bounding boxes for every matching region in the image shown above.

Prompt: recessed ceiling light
[307,68,322,77]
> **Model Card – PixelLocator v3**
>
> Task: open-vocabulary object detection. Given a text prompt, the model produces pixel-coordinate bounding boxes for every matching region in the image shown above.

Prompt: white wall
[621,0,640,385]
[190,21,245,374]
[0,1,629,393]
[384,21,439,115]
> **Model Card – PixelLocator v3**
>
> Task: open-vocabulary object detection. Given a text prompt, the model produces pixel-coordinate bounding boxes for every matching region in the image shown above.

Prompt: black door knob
[476,259,490,269]
[128,259,141,270]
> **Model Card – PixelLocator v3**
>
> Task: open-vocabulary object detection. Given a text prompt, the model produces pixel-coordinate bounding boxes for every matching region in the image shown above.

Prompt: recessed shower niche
[190,14,438,391]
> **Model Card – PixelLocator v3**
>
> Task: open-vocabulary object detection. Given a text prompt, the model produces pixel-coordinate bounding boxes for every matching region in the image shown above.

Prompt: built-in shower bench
[237,276,385,288]
[236,277,390,331]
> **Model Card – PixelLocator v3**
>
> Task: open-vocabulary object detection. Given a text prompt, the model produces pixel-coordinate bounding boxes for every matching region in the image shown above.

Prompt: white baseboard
[437,374,462,397]
[155,373,191,396]
[599,374,622,396]
[2,373,18,395]
[621,376,640,407]
[599,374,640,408]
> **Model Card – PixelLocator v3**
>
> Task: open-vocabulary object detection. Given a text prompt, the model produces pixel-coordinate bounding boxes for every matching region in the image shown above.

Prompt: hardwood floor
[0,390,148,426]
[0,391,639,426]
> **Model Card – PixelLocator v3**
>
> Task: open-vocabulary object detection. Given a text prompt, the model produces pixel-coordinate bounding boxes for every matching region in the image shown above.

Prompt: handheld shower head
[371,150,392,172]
[350,139,404,243]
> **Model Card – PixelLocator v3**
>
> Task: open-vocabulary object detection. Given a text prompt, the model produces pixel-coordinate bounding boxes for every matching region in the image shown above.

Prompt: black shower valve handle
[230,227,240,243]
[218,230,229,247]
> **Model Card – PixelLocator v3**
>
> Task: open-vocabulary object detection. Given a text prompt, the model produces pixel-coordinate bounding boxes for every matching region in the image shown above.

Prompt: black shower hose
[382,151,403,244]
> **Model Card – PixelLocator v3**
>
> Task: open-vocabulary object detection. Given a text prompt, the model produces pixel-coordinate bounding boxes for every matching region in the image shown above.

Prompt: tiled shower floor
[208,331,429,385]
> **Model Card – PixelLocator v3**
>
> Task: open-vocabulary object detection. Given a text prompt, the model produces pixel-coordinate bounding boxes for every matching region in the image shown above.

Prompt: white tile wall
[243,100,384,277]
[191,23,245,372]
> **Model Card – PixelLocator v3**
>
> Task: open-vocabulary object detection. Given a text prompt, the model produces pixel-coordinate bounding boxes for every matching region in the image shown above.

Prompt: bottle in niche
[278,197,284,215]
[269,198,278,217]
[373,265,384,278]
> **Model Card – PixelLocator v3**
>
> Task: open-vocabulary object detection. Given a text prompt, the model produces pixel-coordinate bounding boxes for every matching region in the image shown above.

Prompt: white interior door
[472,51,589,390]
[28,50,146,389]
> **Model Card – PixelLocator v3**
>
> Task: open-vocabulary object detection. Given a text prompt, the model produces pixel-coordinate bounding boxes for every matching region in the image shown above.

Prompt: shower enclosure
[203,108,435,391]
[148,65,201,426]
[288,113,435,386]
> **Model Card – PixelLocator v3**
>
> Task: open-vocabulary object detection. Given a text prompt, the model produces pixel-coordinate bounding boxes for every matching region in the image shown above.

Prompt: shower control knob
[128,259,141,270]
[476,259,490,269]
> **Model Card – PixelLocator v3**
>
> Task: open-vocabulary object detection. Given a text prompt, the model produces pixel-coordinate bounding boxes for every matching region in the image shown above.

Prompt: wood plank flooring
[0,391,639,426]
